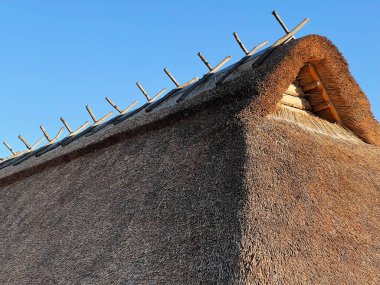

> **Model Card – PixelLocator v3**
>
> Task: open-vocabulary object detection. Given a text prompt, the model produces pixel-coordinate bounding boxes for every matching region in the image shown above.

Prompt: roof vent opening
[272,63,361,142]
[279,63,344,124]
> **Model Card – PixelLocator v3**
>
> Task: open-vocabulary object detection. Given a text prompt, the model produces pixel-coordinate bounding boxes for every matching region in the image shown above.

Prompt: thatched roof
[0,35,379,284]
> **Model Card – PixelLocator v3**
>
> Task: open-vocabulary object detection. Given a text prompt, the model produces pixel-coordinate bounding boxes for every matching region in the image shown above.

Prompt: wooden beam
[303,81,321,92]
[280,94,311,110]
[307,63,344,125]
[313,102,331,112]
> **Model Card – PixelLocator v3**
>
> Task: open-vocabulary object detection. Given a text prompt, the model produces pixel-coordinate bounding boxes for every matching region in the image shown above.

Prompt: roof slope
[0,34,379,184]
[240,110,380,284]
[0,103,248,284]
[0,35,379,284]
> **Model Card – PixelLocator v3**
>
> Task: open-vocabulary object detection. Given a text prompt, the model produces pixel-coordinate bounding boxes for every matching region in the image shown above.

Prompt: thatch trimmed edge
[0,34,378,186]
[242,34,380,145]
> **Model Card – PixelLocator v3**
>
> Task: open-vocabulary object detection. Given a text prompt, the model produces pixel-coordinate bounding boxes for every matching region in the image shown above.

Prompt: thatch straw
[0,35,379,284]
[270,105,361,142]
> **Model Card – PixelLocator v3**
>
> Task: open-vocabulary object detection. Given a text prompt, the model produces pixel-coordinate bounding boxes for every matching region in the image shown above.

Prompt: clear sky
[0,1,379,158]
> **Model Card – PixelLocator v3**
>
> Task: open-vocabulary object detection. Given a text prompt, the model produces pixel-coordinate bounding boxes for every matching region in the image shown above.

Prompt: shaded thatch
[0,35,379,284]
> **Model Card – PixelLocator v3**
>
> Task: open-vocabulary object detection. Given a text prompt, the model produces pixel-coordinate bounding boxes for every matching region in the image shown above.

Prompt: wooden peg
[149,88,167,102]
[144,73,199,113]
[247,40,269,56]
[272,11,290,33]
[197,52,213,71]
[32,138,45,150]
[85,105,113,126]
[86,105,97,122]
[253,18,309,67]
[136,82,166,102]
[60,117,90,137]
[233,32,249,55]
[178,77,199,89]
[126,100,139,112]
[272,18,308,47]
[176,54,230,103]
[60,117,73,133]
[3,141,16,155]
[40,126,51,142]
[163,68,199,89]
[211,56,231,73]
[18,134,44,151]
[136,82,151,101]
[197,52,231,74]
[105,97,122,113]
[51,127,65,144]
[105,97,138,115]
[40,125,64,144]
[216,38,268,86]
[164,68,180,87]
[233,32,269,57]
[18,135,31,149]
[12,128,61,165]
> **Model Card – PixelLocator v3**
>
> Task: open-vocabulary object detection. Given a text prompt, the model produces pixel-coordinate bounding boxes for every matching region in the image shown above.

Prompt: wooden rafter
[306,63,344,126]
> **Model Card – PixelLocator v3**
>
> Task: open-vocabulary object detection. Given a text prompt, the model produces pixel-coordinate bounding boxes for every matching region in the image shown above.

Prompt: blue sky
[0,1,379,158]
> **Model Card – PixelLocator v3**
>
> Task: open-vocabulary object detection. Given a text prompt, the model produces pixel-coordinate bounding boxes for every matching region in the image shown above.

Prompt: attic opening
[280,63,344,123]
[272,63,361,142]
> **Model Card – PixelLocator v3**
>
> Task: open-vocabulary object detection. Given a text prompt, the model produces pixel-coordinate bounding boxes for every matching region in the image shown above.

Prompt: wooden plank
[284,83,304,96]
[280,94,311,110]
[313,102,330,112]
[303,81,320,91]
[307,63,344,125]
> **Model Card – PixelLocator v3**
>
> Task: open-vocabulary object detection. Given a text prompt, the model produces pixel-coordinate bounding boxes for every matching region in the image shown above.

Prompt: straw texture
[0,35,379,284]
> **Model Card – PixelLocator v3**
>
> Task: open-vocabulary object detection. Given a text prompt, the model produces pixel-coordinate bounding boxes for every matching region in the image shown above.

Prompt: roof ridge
[0,13,310,171]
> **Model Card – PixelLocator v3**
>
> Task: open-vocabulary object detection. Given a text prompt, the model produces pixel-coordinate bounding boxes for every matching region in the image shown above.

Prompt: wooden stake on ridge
[272,10,292,36]
[136,82,167,103]
[60,117,90,137]
[3,141,16,156]
[216,34,268,85]
[85,105,113,127]
[163,68,199,89]
[197,52,231,74]
[40,125,65,145]
[105,97,138,115]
